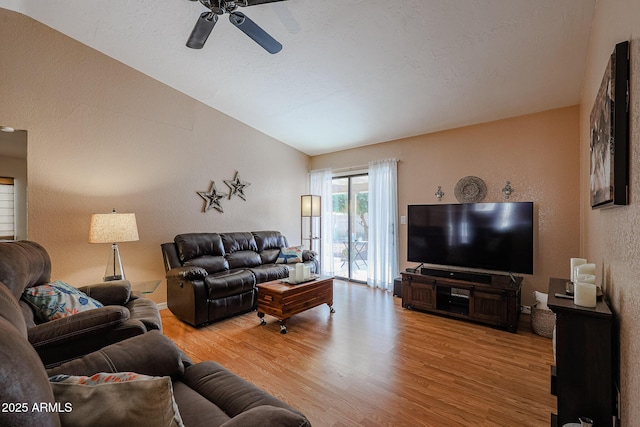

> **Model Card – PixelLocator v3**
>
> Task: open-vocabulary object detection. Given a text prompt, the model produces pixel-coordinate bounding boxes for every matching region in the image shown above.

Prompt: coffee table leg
[279,320,287,334]
[258,311,266,326]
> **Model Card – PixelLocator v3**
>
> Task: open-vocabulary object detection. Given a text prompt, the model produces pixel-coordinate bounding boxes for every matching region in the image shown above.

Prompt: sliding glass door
[331,174,368,282]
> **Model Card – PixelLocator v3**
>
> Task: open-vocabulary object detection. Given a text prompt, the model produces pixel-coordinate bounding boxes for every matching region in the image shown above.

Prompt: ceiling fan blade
[236,0,288,6]
[229,11,282,54]
[186,12,218,49]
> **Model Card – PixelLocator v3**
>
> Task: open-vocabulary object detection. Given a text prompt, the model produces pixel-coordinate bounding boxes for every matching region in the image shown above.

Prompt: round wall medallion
[454,176,487,203]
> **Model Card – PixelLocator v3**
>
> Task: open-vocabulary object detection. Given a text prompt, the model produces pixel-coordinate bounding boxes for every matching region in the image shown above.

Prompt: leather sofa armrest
[302,250,320,274]
[46,330,187,380]
[166,266,208,280]
[302,250,317,262]
[28,306,131,348]
[219,406,311,427]
[78,280,131,306]
[126,297,162,331]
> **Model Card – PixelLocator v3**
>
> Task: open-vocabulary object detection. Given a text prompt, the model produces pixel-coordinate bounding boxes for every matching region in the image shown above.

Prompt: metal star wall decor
[224,171,251,201]
[197,181,227,213]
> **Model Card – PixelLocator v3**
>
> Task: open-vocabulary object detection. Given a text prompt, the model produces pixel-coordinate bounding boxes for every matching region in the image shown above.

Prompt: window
[0,177,15,240]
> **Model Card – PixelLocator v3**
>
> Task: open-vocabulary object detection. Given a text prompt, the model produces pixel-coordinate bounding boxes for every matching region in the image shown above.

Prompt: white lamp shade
[89,212,139,243]
[301,195,321,217]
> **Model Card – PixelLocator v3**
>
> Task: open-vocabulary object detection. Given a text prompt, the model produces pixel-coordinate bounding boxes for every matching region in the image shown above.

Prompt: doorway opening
[331,174,368,282]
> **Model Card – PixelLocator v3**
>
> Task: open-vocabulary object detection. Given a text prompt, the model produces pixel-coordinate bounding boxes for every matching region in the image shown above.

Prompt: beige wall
[580,0,640,423]
[0,9,310,304]
[312,106,581,306]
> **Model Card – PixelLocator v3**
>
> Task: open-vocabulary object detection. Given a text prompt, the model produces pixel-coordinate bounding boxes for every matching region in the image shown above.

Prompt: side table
[130,280,162,295]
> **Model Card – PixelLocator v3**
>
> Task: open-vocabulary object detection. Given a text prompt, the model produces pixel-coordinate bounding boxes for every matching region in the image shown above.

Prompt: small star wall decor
[224,171,251,201]
[197,181,227,213]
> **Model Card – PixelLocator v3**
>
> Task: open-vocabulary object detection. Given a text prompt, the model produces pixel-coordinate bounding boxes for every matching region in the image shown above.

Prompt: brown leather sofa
[161,231,318,326]
[0,240,162,367]
[0,280,312,427]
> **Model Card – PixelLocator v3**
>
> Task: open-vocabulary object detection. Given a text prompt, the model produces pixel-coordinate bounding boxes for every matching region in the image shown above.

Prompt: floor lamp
[301,195,321,252]
[89,209,139,281]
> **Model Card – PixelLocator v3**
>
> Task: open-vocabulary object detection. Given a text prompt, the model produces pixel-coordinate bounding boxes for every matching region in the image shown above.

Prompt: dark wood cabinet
[547,277,614,427]
[401,270,521,332]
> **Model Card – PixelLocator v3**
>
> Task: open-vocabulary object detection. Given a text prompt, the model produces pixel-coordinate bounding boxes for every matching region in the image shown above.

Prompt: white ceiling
[2,0,595,155]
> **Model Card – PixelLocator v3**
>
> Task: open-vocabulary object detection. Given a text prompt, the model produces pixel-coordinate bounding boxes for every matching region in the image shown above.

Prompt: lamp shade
[89,212,139,244]
[301,195,321,217]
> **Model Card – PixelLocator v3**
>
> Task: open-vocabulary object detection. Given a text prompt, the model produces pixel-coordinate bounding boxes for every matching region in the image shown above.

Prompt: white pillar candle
[303,265,311,280]
[575,274,596,284]
[570,258,587,283]
[576,263,596,277]
[295,263,305,283]
[574,282,597,308]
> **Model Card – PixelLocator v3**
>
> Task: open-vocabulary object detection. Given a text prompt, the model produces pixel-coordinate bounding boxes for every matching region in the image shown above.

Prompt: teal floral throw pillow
[22,280,103,322]
[276,246,304,264]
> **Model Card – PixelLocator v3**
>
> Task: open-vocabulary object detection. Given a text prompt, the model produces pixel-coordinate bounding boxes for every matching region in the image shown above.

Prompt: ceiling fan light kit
[186,0,286,53]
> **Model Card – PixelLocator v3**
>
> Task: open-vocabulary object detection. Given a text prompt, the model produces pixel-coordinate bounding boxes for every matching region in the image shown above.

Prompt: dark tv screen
[407,202,534,275]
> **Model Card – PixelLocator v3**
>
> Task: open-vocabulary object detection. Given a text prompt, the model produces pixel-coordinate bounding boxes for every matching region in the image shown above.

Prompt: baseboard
[156,302,168,310]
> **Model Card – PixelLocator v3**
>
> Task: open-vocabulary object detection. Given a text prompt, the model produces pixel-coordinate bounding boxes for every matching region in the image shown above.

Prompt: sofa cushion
[50,373,184,427]
[253,231,287,252]
[0,280,28,337]
[248,264,290,283]
[172,381,232,427]
[0,319,60,427]
[0,284,59,427]
[205,270,256,299]
[22,281,103,322]
[226,251,262,269]
[221,232,258,253]
[175,233,225,262]
[180,361,310,423]
[0,240,52,299]
[46,331,187,380]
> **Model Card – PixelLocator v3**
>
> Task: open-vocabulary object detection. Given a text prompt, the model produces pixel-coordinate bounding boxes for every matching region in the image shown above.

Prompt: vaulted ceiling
[2,0,595,155]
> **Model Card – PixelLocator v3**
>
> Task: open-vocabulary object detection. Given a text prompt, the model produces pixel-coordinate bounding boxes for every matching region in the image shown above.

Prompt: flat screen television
[407,202,534,275]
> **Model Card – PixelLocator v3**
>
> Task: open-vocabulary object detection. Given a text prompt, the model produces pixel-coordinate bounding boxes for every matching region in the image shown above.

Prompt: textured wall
[311,106,581,306]
[0,9,310,304]
[580,0,640,422]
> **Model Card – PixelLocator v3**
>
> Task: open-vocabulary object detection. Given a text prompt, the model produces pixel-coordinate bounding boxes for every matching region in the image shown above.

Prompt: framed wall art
[590,40,630,209]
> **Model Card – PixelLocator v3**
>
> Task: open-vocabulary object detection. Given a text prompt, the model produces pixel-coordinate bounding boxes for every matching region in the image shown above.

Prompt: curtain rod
[330,164,369,173]
[310,159,400,174]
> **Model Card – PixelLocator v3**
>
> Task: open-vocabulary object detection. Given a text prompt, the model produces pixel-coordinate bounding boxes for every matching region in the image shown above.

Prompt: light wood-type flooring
[161,279,556,426]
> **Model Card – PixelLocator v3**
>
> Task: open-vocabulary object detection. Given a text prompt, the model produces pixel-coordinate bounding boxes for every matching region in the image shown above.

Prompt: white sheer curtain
[367,159,399,291]
[309,169,334,276]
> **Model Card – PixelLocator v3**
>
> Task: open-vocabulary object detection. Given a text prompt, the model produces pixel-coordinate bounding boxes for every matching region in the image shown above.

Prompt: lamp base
[103,243,126,282]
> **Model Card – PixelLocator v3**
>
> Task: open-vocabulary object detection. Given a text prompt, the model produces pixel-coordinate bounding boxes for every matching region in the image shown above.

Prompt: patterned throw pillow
[50,372,184,427]
[276,246,304,264]
[22,280,103,322]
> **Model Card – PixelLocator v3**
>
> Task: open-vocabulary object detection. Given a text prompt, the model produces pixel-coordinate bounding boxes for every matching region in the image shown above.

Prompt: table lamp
[89,209,139,281]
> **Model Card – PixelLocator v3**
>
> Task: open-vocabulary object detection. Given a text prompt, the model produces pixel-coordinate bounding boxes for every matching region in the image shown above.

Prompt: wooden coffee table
[257,275,335,334]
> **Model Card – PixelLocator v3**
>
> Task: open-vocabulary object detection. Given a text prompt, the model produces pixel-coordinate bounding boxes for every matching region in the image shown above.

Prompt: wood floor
[161,280,556,426]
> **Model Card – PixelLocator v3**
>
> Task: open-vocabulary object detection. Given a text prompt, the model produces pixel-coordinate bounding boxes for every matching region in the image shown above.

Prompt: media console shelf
[401,269,522,332]
[547,277,613,427]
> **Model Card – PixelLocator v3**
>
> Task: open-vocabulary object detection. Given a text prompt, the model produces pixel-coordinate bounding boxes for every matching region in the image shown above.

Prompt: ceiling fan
[186,0,288,54]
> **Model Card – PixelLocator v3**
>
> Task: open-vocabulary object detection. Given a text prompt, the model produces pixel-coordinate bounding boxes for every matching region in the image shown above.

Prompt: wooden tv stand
[401,269,522,332]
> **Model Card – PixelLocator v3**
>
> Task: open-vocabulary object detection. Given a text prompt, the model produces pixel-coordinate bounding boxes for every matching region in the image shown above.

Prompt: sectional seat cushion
[22,281,103,322]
